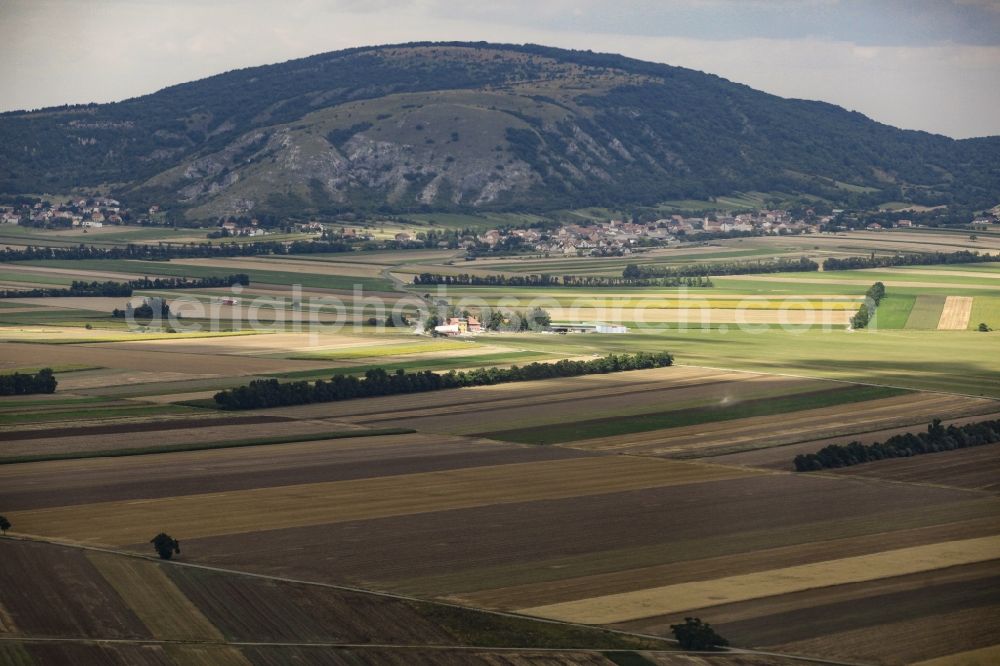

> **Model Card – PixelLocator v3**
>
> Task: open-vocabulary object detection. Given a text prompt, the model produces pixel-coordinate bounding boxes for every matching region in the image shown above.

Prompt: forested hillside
[1,42,997,220]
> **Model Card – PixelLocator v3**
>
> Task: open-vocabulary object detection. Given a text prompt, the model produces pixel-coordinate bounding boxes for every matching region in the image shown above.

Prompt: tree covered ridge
[1,42,997,215]
[213,352,673,410]
[794,418,1000,471]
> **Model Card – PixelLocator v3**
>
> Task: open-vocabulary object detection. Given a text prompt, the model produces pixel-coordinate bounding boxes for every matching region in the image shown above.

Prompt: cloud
[0,0,998,138]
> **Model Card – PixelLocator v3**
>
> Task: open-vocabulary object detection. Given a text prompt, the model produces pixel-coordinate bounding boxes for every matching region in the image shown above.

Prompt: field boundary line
[0,535,871,666]
[0,635,876,664]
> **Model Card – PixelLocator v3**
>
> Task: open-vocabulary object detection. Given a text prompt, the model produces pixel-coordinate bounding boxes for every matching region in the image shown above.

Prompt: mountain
[1,42,998,220]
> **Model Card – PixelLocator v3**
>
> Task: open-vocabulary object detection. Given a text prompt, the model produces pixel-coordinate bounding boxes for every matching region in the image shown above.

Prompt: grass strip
[0,427,416,465]
[478,384,911,445]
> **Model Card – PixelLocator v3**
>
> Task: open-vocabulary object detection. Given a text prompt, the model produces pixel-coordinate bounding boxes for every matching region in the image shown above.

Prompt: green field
[904,295,946,329]
[969,296,1000,330]
[870,295,915,329]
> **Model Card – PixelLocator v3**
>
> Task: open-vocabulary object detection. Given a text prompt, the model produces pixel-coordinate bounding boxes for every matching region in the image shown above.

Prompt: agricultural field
[0,538,685,665]
[1,231,999,665]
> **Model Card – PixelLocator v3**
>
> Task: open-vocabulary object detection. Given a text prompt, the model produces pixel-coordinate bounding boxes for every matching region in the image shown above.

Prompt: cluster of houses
[0,198,163,229]
[472,211,828,256]
[217,219,270,237]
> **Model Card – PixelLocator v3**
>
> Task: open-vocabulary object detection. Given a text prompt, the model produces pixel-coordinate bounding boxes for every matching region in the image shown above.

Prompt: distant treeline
[824,250,998,271]
[622,257,819,279]
[0,274,249,299]
[794,418,1000,471]
[850,281,885,329]
[213,352,674,410]
[0,368,57,395]
[412,273,714,288]
[0,240,353,263]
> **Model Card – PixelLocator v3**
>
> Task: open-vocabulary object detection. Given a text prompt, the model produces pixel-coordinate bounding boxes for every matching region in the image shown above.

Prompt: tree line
[213,352,674,410]
[794,417,1000,471]
[0,240,353,263]
[412,273,714,288]
[622,257,819,279]
[0,368,57,395]
[113,297,171,320]
[0,274,249,299]
[850,281,885,329]
[824,250,998,271]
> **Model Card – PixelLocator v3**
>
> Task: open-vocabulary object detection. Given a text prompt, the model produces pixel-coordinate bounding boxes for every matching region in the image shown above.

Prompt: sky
[1,0,999,139]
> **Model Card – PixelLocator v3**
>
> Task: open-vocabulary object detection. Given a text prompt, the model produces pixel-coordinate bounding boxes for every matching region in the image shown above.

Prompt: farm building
[549,322,629,334]
[434,316,482,335]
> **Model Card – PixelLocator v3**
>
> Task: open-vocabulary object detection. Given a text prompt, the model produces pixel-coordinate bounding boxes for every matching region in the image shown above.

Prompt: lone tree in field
[979,323,993,332]
[670,617,729,651]
[0,515,10,535]
[150,533,180,560]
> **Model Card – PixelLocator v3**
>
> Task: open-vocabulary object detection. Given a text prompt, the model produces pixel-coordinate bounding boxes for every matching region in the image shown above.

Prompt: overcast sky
[2,0,999,138]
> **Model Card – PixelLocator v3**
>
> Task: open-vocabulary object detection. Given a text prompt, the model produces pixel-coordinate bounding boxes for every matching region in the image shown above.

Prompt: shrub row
[0,368,57,395]
[214,352,674,410]
[850,281,886,329]
[824,250,998,271]
[413,273,713,288]
[0,274,249,299]
[794,418,1000,471]
[0,240,352,263]
[623,257,819,279]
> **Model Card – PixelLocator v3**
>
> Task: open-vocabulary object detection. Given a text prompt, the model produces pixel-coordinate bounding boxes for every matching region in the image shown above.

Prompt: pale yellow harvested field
[103,331,412,355]
[12,457,759,545]
[520,535,1000,624]
[54,368,218,391]
[938,296,974,330]
[333,249,458,265]
[87,551,224,640]
[912,644,1000,666]
[544,306,852,325]
[172,257,384,278]
[564,392,999,457]
[0,341,328,375]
